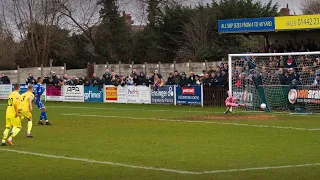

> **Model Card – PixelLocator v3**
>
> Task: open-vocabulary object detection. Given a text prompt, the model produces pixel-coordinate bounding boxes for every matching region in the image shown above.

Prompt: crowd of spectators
[232,54,320,88]
[20,53,320,91]
[23,67,229,91]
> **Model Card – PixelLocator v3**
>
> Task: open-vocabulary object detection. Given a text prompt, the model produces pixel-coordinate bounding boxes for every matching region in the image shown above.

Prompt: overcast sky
[259,0,302,15]
[121,0,304,25]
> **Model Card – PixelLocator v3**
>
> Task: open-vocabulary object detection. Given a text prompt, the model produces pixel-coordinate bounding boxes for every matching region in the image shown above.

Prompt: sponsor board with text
[151,85,174,104]
[84,86,103,102]
[104,85,118,103]
[288,88,320,104]
[0,85,12,99]
[176,85,202,105]
[63,85,84,102]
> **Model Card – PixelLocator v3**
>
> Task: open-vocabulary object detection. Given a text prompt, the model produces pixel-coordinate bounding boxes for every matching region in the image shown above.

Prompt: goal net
[228,52,320,114]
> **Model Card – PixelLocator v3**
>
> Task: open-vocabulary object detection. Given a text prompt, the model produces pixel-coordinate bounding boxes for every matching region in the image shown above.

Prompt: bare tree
[175,8,214,62]
[53,0,101,52]
[0,0,62,66]
[0,19,17,68]
[301,0,320,14]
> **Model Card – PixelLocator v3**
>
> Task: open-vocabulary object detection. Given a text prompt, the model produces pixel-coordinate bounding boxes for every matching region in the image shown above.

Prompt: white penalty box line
[61,114,320,131]
[1,148,320,175]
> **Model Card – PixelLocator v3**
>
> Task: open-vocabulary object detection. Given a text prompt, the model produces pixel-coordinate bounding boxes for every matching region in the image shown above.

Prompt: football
[260,103,266,109]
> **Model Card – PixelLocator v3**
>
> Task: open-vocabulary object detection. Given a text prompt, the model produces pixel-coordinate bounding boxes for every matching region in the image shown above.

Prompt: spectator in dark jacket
[188,71,196,85]
[278,68,287,85]
[137,72,146,85]
[286,68,300,85]
[103,68,111,81]
[52,72,58,84]
[26,73,35,84]
[203,73,211,86]
[210,73,218,86]
[221,70,228,86]
[1,73,10,84]
[91,73,99,86]
[166,73,175,85]
[133,75,138,85]
[180,72,188,87]
[216,72,223,86]
[111,76,119,86]
[173,71,181,85]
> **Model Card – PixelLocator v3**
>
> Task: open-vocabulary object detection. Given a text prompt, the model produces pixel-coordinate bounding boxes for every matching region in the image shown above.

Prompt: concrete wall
[2,61,223,83]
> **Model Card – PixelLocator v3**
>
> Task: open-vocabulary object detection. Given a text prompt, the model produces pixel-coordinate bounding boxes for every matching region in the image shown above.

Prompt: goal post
[228,51,320,113]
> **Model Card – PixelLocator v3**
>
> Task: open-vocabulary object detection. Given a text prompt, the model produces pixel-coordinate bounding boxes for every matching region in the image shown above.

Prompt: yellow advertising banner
[275,14,320,30]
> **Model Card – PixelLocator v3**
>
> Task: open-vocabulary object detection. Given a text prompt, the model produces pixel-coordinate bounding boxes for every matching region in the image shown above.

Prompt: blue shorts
[36,101,45,110]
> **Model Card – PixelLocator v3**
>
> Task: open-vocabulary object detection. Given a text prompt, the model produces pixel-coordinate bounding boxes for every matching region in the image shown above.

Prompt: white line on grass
[61,114,320,131]
[1,148,320,175]
[50,105,214,113]
[49,105,320,117]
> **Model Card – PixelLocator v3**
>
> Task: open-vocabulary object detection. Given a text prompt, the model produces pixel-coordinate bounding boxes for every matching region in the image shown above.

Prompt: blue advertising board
[151,85,175,104]
[218,17,275,33]
[175,85,202,106]
[13,84,28,94]
[84,85,103,102]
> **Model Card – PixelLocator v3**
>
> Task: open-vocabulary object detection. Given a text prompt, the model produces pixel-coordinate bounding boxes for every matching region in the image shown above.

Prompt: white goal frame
[228,51,320,112]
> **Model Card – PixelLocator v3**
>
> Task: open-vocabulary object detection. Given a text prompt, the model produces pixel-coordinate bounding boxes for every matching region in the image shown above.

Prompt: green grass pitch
[1,102,320,180]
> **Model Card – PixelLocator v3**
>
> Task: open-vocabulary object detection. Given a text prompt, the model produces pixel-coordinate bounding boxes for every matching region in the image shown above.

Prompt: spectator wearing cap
[180,72,188,87]
[290,79,299,90]
[173,71,181,85]
[312,72,320,86]
[188,71,196,85]
[1,73,10,84]
[166,73,175,85]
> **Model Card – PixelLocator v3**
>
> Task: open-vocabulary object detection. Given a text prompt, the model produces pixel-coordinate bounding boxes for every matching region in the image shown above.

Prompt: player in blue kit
[34,77,52,125]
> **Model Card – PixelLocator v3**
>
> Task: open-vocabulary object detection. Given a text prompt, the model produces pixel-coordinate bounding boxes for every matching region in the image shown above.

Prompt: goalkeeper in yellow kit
[1,83,21,146]
[20,85,35,138]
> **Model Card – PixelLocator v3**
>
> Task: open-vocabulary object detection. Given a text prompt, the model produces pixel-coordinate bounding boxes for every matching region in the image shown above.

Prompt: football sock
[40,112,44,121]
[42,112,48,120]
[2,128,10,141]
[11,127,21,138]
[27,121,32,135]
